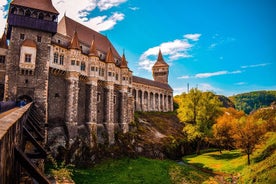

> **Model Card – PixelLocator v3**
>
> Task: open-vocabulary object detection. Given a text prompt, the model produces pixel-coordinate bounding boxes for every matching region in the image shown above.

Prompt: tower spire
[120,51,128,68]
[152,49,169,84]
[89,36,97,56]
[69,31,81,50]
[105,47,115,63]
[153,49,168,67]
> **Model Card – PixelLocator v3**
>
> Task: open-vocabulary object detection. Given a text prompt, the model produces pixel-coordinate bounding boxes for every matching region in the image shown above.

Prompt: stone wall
[5,27,51,122]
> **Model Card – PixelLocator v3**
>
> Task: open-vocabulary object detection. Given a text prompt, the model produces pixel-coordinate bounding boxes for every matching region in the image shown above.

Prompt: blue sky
[1,0,275,96]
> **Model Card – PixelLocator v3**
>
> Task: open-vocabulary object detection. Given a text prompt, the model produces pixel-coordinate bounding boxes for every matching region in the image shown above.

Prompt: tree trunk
[247,153,250,165]
[196,140,201,155]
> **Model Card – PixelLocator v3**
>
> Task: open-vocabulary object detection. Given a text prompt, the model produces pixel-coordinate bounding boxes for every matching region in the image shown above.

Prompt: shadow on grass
[208,152,242,160]
[183,162,215,175]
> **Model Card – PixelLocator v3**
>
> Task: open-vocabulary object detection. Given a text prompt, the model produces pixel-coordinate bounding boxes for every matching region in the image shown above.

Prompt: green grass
[182,132,276,184]
[239,132,276,184]
[183,150,246,173]
[72,157,211,184]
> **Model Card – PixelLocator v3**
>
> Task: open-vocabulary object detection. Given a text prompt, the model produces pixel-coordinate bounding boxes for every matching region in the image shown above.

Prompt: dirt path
[178,161,239,184]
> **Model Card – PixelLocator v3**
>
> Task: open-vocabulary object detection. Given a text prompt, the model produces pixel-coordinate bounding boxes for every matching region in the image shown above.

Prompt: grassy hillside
[183,132,276,184]
[229,90,276,114]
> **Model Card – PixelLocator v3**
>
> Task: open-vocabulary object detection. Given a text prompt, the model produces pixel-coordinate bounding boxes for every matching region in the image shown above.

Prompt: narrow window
[20,33,25,40]
[97,93,101,102]
[37,36,42,42]
[71,60,75,65]
[59,54,64,65]
[25,54,32,63]
[76,61,79,66]
[91,66,95,71]
[0,55,5,64]
[53,53,58,63]
[80,62,86,71]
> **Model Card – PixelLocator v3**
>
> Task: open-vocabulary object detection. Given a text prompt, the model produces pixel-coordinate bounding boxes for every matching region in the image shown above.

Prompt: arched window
[80,62,86,71]
[31,11,38,18]
[38,13,44,20]
[53,52,58,63]
[25,9,31,17]
[18,8,24,15]
[11,7,17,14]
[59,54,64,65]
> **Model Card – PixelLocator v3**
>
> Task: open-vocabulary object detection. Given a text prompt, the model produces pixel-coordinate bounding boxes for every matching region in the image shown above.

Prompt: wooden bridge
[0,103,51,183]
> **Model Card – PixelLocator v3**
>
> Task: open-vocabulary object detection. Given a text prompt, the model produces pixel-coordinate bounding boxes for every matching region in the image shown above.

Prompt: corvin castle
[0,0,173,145]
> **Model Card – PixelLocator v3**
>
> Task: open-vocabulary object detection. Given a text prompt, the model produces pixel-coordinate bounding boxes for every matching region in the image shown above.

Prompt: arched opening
[38,13,44,20]
[11,7,17,14]
[144,91,148,111]
[25,9,31,17]
[17,95,33,104]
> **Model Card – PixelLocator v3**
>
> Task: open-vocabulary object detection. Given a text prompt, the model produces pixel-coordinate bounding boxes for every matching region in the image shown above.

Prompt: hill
[229,90,276,114]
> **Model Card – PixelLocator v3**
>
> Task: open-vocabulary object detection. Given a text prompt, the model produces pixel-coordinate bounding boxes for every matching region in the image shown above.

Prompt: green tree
[177,88,222,154]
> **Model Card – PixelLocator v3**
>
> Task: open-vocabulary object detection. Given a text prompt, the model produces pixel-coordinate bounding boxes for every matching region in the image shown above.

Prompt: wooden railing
[0,103,50,184]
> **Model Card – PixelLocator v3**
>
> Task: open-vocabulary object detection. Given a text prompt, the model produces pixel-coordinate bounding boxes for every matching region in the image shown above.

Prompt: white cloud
[173,87,187,95]
[184,33,201,41]
[0,0,8,34]
[195,70,241,78]
[241,63,271,69]
[97,0,127,11]
[178,70,242,79]
[198,83,222,93]
[87,12,124,32]
[139,34,200,71]
[53,0,126,32]
[177,75,190,79]
[129,7,139,11]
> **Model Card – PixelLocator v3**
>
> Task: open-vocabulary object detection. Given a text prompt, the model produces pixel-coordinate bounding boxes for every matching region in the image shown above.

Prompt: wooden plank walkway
[0,107,19,119]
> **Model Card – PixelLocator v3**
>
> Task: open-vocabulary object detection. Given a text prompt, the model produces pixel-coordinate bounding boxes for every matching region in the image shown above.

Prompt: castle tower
[5,0,59,122]
[152,49,169,84]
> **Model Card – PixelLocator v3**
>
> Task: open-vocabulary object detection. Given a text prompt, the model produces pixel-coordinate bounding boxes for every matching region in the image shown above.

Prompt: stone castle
[0,0,173,145]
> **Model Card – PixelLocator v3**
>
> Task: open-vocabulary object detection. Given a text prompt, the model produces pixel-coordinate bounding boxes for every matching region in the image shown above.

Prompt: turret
[152,49,169,84]
[7,0,59,39]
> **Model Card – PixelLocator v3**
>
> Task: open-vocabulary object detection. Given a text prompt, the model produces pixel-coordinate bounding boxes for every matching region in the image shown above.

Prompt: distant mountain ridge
[229,90,276,114]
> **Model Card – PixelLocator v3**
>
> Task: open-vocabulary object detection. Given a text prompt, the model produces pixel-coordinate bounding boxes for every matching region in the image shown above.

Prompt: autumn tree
[233,116,263,165]
[212,108,245,152]
[177,88,222,154]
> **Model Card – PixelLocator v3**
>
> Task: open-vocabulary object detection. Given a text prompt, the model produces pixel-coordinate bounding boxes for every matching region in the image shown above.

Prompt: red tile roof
[133,76,173,91]
[69,31,81,50]
[89,39,97,56]
[120,53,128,68]
[11,0,59,14]
[105,47,115,63]
[57,16,120,59]
[153,49,169,68]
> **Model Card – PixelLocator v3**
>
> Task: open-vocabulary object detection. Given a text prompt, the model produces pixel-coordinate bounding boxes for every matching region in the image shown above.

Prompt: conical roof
[11,0,59,14]
[89,39,97,56]
[153,49,169,67]
[120,53,128,68]
[69,31,81,50]
[0,32,8,49]
[105,47,115,63]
